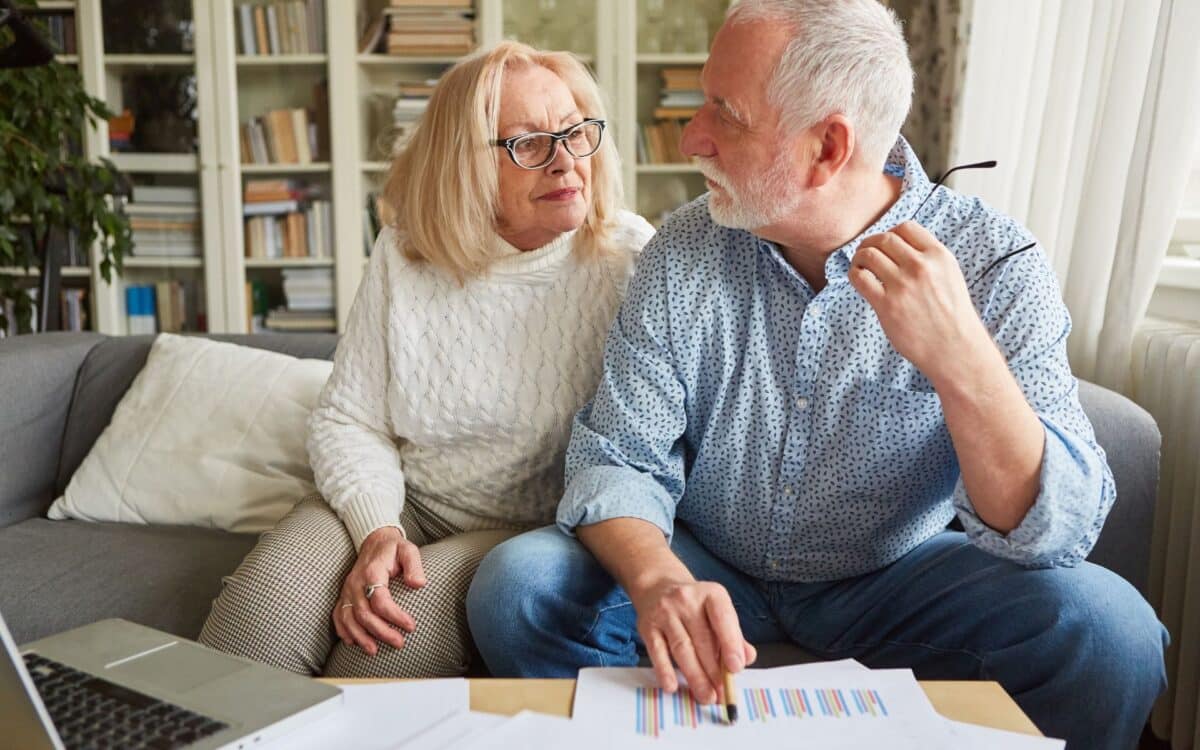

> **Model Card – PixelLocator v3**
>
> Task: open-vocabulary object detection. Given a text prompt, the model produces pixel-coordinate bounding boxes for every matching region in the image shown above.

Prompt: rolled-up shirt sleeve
[557,239,688,541]
[953,244,1116,567]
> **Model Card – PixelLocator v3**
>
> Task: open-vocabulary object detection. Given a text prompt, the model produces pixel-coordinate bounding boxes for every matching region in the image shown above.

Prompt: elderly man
[466,1,1167,747]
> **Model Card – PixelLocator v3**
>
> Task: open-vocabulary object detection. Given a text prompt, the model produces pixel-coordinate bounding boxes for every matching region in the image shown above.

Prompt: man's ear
[807,115,855,189]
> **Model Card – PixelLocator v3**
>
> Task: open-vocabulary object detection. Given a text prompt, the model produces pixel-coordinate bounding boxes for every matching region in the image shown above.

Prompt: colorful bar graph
[634,686,890,737]
[739,688,890,723]
[634,686,725,738]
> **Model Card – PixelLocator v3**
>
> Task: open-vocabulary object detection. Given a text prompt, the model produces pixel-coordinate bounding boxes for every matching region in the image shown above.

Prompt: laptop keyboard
[23,652,229,749]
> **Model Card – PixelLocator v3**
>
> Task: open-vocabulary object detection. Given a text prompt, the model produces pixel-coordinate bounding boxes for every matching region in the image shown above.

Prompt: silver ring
[340,603,354,610]
[364,583,386,599]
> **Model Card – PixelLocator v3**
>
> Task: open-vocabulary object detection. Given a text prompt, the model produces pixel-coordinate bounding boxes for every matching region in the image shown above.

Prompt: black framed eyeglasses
[490,118,606,170]
[907,159,1037,290]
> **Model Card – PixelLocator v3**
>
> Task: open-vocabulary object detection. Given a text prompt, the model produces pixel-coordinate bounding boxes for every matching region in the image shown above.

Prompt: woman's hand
[333,526,426,656]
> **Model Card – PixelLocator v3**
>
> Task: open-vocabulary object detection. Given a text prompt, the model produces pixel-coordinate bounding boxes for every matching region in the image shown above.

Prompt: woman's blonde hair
[382,41,623,282]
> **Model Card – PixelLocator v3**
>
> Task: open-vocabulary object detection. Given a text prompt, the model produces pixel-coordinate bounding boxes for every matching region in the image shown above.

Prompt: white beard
[698,157,803,230]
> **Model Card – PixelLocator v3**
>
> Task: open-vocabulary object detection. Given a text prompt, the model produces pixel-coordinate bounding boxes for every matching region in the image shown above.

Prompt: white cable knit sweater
[306,210,655,549]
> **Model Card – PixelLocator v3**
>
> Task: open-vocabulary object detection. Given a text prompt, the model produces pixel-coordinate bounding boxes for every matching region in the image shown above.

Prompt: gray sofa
[0,332,1162,657]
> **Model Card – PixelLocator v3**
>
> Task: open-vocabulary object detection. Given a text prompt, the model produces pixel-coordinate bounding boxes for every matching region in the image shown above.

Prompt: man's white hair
[726,0,913,169]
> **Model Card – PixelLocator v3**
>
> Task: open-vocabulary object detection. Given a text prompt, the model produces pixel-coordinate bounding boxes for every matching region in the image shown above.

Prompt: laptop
[2,611,342,749]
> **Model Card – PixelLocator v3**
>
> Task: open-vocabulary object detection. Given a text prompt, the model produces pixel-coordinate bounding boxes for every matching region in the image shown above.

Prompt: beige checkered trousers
[198,495,517,678]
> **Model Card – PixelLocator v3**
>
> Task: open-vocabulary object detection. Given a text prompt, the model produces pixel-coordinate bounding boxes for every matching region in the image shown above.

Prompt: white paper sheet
[453,710,690,749]
[944,719,1066,749]
[396,710,508,750]
[260,679,469,750]
[573,665,955,749]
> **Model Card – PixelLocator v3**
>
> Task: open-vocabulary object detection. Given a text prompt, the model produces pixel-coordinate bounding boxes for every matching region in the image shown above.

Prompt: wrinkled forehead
[703,18,792,113]
[496,63,581,135]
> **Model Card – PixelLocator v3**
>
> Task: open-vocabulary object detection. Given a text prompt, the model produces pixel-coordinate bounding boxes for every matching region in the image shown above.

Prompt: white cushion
[48,333,333,533]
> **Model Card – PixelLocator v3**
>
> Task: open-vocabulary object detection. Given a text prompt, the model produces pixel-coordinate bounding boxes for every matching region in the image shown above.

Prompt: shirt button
[783,486,794,496]
[795,397,809,410]
[768,561,780,570]
[808,304,822,317]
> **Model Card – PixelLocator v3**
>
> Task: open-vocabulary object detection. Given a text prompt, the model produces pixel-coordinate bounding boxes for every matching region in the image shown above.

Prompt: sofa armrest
[1078,379,1160,597]
[0,332,104,528]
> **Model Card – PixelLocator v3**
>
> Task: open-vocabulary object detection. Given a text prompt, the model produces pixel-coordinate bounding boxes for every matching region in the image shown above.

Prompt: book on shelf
[262,267,335,332]
[254,6,270,53]
[243,180,331,258]
[264,308,336,331]
[641,67,703,165]
[266,4,282,54]
[125,285,156,334]
[126,281,198,333]
[389,0,474,6]
[241,103,323,165]
[132,185,200,204]
[44,13,77,55]
[59,288,87,332]
[127,187,203,257]
[153,280,188,333]
[237,2,328,56]
[245,279,269,333]
[362,3,475,56]
[660,66,703,90]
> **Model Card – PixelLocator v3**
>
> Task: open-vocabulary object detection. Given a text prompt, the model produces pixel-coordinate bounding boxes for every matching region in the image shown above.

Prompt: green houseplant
[0,4,131,334]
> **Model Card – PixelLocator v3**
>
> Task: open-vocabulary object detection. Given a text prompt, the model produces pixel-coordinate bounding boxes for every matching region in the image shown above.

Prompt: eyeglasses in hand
[906,159,1037,291]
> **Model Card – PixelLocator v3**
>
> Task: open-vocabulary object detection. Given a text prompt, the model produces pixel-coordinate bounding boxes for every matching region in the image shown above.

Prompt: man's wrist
[926,323,1007,399]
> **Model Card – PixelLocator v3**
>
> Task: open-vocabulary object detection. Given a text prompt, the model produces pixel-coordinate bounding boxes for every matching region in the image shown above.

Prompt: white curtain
[946,0,1200,395]
[946,2,1200,746]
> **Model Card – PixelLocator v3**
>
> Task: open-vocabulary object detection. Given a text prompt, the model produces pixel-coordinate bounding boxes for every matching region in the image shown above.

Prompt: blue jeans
[466,524,1167,750]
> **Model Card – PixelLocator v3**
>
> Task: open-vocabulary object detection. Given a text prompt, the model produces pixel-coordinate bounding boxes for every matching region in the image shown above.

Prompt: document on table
[453,710,691,749]
[261,679,469,750]
[944,719,1066,749]
[573,662,955,749]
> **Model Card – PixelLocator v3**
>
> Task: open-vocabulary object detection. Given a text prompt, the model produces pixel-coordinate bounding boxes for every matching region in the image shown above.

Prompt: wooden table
[325,678,1043,736]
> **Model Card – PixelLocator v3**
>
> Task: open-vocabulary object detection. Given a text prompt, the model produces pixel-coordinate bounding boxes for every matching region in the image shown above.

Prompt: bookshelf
[39,0,724,336]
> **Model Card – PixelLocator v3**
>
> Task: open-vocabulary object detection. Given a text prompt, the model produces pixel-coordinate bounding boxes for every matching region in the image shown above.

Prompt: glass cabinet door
[99,0,215,334]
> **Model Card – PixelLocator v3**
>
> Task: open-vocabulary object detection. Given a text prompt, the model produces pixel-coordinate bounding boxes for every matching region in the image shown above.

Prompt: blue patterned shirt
[557,137,1116,582]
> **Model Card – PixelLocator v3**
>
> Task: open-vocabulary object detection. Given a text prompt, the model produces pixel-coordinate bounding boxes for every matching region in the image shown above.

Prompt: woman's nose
[546,141,576,175]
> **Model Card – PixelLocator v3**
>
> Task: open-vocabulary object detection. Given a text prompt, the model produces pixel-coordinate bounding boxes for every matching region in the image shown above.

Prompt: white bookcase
[40,0,728,336]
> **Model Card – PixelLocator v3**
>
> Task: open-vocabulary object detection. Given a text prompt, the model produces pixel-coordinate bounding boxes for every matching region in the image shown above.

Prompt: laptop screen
[0,610,64,750]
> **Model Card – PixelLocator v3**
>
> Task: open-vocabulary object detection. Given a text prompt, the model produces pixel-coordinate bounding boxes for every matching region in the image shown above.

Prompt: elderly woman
[197,41,653,678]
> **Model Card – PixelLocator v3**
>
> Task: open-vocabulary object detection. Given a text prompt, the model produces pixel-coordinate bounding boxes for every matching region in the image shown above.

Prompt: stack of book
[391,80,437,153]
[241,106,321,165]
[235,0,326,55]
[379,0,475,56]
[266,267,335,331]
[638,66,703,165]
[127,186,202,258]
[243,179,333,259]
[124,282,192,334]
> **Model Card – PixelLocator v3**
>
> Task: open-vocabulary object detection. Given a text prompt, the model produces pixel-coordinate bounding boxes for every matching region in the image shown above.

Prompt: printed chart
[741,687,888,722]
[633,685,889,737]
[577,664,958,749]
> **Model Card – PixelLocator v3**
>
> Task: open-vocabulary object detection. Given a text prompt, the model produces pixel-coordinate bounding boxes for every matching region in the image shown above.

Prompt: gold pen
[723,669,739,725]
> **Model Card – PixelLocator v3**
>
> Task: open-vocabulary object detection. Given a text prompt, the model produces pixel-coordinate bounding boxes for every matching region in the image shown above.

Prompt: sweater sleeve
[306,230,406,550]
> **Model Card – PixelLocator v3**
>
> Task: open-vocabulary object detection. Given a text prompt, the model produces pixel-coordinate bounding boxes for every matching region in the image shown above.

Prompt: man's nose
[681,113,716,159]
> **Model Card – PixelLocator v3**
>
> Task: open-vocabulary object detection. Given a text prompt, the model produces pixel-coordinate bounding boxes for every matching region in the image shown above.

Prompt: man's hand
[849,220,993,386]
[630,579,757,704]
[333,526,425,656]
